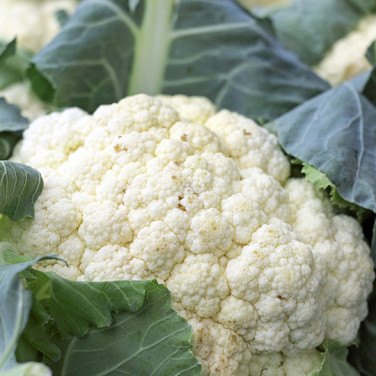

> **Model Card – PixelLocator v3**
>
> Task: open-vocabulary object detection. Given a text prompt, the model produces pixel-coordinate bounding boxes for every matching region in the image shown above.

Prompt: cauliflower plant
[1,94,374,375]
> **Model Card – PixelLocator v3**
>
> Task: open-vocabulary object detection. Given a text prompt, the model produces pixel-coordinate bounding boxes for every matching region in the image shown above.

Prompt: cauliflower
[0,0,78,52]
[2,94,374,375]
[314,15,376,86]
[237,0,376,86]
[0,0,79,118]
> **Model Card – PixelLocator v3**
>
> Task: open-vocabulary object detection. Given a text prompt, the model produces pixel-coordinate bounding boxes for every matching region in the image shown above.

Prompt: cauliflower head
[0,0,78,119]
[2,94,374,375]
[0,0,78,52]
[314,15,376,86]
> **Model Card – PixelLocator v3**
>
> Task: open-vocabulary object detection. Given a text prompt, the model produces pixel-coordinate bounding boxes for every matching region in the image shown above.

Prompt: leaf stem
[128,0,175,95]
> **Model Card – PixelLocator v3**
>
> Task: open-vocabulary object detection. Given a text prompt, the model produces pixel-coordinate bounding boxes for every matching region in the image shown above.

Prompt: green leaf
[0,246,32,265]
[274,83,376,212]
[365,41,376,66]
[44,274,151,337]
[21,271,201,375]
[0,97,29,132]
[314,342,360,376]
[0,40,17,64]
[54,10,70,28]
[301,163,366,220]
[356,38,376,106]
[29,0,328,121]
[0,98,29,160]
[0,262,32,370]
[268,0,375,66]
[50,280,200,376]
[363,69,376,107]
[0,252,54,372]
[0,161,43,221]
[0,39,32,91]
[2,255,197,375]
[17,298,61,364]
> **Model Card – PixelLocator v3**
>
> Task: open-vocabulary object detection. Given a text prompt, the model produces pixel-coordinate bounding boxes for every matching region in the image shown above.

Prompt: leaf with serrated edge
[275,83,376,212]
[49,280,201,376]
[301,163,366,220]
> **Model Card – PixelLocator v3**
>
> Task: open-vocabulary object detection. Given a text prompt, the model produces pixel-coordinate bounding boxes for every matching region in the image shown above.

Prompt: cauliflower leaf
[274,83,376,213]
[27,0,328,121]
[0,161,43,221]
[0,39,32,91]
[0,98,29,159]
[0,250,201,376]
[363,41,376,107]
[300,163,366,220]
[0,249,54,374]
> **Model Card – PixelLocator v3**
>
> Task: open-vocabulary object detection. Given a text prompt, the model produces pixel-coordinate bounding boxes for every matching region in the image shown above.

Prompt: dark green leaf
[29,0,328,121]
[17,298,61,364]
[0,97,30,159]
[55,10,70,28]
[0,97,29,133]
[20,270,201,375]
[0,39,17,63]
[0,161,43,221]
[366,41,376,66]
[16,270,60,364]
[268,0,375,66]
[362,42,376,106]
[50,280,200,376]
[274,83,376,212]
[0,39,32,90]
[363,69,376,107]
